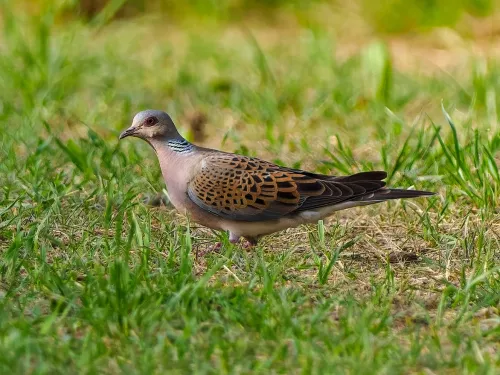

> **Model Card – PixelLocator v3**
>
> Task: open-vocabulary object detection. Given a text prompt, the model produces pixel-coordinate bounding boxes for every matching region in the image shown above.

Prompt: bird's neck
[150,136,195,155]
[149,136,198,187]
[151,136,203,211]
[166,138,195,153]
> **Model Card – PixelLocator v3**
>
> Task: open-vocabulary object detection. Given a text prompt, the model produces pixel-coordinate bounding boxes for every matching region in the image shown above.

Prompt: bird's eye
[144,116,158,127]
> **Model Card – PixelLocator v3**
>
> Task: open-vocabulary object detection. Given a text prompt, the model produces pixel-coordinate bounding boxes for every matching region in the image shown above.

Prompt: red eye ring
[144,116,158,127]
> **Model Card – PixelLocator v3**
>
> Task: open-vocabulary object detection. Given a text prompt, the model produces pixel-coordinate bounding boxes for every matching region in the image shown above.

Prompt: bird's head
[119,110,180,141]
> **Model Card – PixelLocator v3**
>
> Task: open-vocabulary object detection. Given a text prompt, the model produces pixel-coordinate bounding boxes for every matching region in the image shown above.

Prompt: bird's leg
[229,232,259,248]
[196,242,222,258]
[229,232,241,244]
[209,242,222,251]
[242,236,259,249]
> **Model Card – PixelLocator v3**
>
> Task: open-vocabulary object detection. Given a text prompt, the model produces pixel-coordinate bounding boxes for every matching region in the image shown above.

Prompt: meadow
[0,1,499,373]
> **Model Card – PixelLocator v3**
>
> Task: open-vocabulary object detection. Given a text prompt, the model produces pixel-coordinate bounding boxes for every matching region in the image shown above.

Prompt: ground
[0,2,499,374]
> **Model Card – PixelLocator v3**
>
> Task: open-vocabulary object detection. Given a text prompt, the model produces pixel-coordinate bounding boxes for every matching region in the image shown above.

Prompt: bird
[119,110,434,247]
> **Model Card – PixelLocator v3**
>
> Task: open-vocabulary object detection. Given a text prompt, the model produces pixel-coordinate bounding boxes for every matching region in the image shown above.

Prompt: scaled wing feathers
[186,153,387,222]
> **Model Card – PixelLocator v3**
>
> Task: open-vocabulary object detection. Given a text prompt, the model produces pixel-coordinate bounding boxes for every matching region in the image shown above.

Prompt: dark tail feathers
[356,188,435,202]
[330,171,435,203]
[332,171,388,182]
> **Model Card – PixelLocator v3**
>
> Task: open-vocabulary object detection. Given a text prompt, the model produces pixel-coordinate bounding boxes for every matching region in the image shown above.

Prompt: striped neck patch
[167,139,194,153]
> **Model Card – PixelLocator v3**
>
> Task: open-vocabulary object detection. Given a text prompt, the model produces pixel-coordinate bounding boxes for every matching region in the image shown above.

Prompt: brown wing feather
[187,153,387,222]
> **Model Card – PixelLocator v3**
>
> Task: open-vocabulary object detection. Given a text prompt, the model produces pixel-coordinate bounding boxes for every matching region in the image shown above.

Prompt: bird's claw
[196,242,222,258]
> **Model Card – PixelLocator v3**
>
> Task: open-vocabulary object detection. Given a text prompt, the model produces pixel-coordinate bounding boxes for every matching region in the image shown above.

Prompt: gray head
[119,110,181,141]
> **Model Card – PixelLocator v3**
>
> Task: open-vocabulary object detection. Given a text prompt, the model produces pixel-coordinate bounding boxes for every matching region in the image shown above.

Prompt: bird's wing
[186,153,387,222]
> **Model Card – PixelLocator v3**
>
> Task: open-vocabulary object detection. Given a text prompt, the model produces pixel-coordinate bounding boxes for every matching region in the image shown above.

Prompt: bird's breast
[155,149,220,225]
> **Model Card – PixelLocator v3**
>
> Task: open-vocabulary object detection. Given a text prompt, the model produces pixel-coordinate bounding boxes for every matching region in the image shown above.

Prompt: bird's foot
[242,236,259,249]
[209,242,223,252]
[196,242,222,258]
[228,232,260,248]
[242,241,254,249]
[229,232,241,244]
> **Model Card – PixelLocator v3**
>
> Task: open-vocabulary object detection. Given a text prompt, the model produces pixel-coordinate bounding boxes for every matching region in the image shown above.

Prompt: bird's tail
[355,188,435,203]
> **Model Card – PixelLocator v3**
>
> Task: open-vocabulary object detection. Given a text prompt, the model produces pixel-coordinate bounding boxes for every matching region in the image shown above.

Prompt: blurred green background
[45,0,500,31]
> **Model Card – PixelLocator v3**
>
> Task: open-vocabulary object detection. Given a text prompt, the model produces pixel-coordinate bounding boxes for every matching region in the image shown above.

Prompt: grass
[1,1,499,374]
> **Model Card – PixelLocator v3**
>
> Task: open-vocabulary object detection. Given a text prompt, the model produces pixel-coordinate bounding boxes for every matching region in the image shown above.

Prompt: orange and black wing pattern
[186,153,389,222]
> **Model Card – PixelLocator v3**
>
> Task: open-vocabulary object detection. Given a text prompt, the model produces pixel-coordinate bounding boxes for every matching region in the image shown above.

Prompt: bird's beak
[119,127,136,140]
